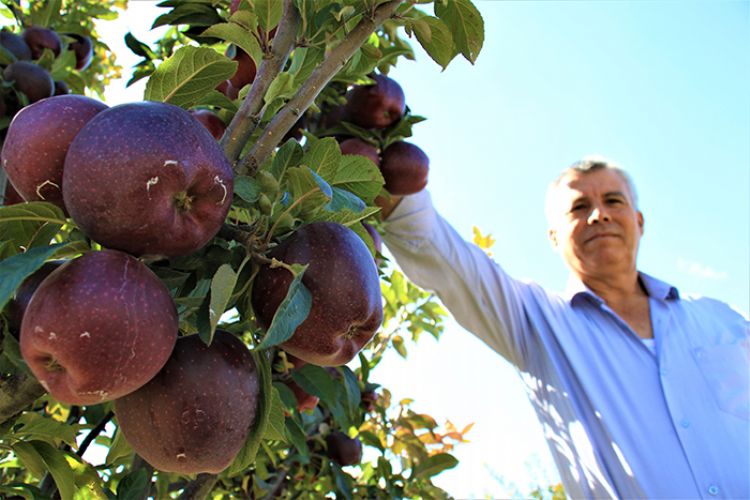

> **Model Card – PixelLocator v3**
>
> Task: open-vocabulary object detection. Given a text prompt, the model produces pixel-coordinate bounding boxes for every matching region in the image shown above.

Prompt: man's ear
[548,228,559,249]
[637,211,644,235]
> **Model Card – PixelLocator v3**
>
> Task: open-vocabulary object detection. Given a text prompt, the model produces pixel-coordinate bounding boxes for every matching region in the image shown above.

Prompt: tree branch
[0,168,8,204]
[237,0,403,176]
[0,370,44,425]
[221,0,301,164]
[77,410,113,458]
[178,473,218,500]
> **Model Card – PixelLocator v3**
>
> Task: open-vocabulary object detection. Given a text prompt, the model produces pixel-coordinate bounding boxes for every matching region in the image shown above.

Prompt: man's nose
[588,206,611,224]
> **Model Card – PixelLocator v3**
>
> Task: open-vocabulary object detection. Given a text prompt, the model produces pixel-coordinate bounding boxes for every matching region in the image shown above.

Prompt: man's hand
[375,194,403,220]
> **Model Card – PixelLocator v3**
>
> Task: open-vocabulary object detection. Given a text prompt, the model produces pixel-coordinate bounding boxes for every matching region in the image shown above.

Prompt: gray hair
[545,155,639,224]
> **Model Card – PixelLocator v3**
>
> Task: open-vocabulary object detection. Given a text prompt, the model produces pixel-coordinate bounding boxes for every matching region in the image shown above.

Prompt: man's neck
[580,270,647,307]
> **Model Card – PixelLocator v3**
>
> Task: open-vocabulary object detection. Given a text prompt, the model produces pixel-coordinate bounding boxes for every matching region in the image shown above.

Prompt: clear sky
[99,1,749,497]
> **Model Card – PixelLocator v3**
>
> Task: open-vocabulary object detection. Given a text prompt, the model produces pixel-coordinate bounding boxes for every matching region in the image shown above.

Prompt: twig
[179,473,218,499]
[77,410,113,458]
[0,370,45,425]
[221,0,301,164]
[237,0,403,176]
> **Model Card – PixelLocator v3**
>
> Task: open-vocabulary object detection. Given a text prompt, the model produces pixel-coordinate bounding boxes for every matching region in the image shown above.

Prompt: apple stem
[220,0,300,164]
[236,0,404,177]
[173,191,194,212]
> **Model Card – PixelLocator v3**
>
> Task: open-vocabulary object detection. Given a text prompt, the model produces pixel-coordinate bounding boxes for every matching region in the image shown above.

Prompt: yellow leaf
[472,226,495,256]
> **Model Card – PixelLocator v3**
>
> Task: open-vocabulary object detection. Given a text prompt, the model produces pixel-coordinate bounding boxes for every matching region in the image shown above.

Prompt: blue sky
[100,1,749,497]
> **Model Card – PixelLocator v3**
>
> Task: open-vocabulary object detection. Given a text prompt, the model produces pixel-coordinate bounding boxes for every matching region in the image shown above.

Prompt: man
[377,158,749,499]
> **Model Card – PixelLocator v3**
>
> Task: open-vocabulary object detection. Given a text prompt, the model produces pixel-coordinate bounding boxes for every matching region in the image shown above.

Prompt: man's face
[547,168,644,280]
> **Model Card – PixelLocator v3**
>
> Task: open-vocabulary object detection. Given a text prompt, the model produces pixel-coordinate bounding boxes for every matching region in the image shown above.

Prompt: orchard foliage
[0,0,484,498]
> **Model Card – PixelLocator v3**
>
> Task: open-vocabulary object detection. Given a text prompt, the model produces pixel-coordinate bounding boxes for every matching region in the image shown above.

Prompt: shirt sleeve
[382,190,542,368]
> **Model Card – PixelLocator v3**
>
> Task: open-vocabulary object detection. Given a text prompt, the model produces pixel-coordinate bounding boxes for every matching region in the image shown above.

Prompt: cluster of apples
[0,26,92,110]
[0,94,256,474]
[335,74,430,196]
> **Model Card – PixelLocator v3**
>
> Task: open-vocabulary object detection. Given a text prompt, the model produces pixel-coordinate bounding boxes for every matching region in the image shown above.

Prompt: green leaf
[105,428,133,466]
[0,202,67,253]
[332,464,354,500]
[192,89,238,112]
[287,47,324,84]
[358,430,384,453]
[0,243,66,310]
[201,22,263,68]
[326,187,366,213]
[435,0,484,64]
[14,412,79,448]
[292,365,338,405]
[262,387,287,441]
[265,72,296,104]
[271,140,304,180]
[284,417,309,459]
[413,16,455,69]
[341,366,362,426]
[255,0,283,32]
[234,176,262,203]
[412,453,459,479]
[12,441,46,478]
[256,266,311,350]
[303,137,341,179]
[226,350,272,476]
[116,468,150,500]
[33,441,77,500]
[285,166,333,216]
[392,335,407,358]
[332,155,384,204]
[204,263,238,345]
[30,0,61,27]
[151,3,222,29]
[144,46,237,108]
[124,32,154,59]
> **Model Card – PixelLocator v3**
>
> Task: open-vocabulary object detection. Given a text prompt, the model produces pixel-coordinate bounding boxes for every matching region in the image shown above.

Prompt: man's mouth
[585,233,619,243]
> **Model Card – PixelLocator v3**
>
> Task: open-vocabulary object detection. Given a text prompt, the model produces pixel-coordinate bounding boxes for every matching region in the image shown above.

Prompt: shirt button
[680,419,690,428]
[707,485,719,496]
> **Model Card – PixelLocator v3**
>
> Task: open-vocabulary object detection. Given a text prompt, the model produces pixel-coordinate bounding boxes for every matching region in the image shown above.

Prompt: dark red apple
[114,331,260,474]
[344,74,405,129]
[286,379,320,412]
[20,250,178,405]
[0,31,32,61]
[362,222,382,256]
[319,103,346,131]
[6,261,64,338]
[228,47,256,89]
[189,109,226,140]
[251,222,382,366]
[3,61,54,103]
[67,34,93,71]
[379,141,429,195]
[1,94,107,212]
[360,390,379,413]
[325,432,362,466]
[2,181,24,205]
[63,101,234,257]
[216,79,239,100]
[53,80,70,95]
[22,27,61,59]
[339,138,379,166]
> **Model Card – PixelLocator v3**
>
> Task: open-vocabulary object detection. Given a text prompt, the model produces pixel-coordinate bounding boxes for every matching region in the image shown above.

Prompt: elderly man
[377,158,749,499]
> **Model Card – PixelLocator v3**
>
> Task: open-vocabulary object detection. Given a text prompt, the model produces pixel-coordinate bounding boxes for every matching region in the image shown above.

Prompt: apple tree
[0,0,483,498]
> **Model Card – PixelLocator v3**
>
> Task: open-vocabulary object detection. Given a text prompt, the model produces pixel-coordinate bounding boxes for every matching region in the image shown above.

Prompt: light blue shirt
[384,191,749,499]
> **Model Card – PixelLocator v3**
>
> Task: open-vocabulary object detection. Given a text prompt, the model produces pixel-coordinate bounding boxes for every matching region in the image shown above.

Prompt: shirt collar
[565,271,680,307]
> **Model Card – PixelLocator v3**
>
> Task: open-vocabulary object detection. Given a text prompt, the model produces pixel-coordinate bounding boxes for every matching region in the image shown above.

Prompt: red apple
[2,181,24,205]
[3,61,54,103]
[0,31,32,61]
[22,27,61,59]
[379,141,429,195]
[339,138,379,166]
[5,261,64,338]
[114,331,260,474]
[251,222,383,366]
[63,101,234,257]
[325,432,362,466]
[228,47,256,89]
[1,94,108,212]
[189,109,226,140]
[344,74,405,129]
[67,34,93,71]
[20,250,178,405]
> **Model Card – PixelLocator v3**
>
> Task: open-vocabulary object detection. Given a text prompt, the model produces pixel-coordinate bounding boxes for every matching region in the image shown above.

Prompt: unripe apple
[3,61,54,103]
[22,27,61,59]
[189,109,226,140]
[20,250,178,405]
[379,141,429,195]
[339,138,379,166]
[0,31,32,61]
[1,94,107,212]
[251,222,383,366]
[325,432,362,466]
[344,74,405,129]
[63,101,234,257]
[114,331,260,474]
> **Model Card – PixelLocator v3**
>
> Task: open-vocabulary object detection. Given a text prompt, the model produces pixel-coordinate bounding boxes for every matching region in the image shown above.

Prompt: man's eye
[570,204,586,212]
[606,198,623,204]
